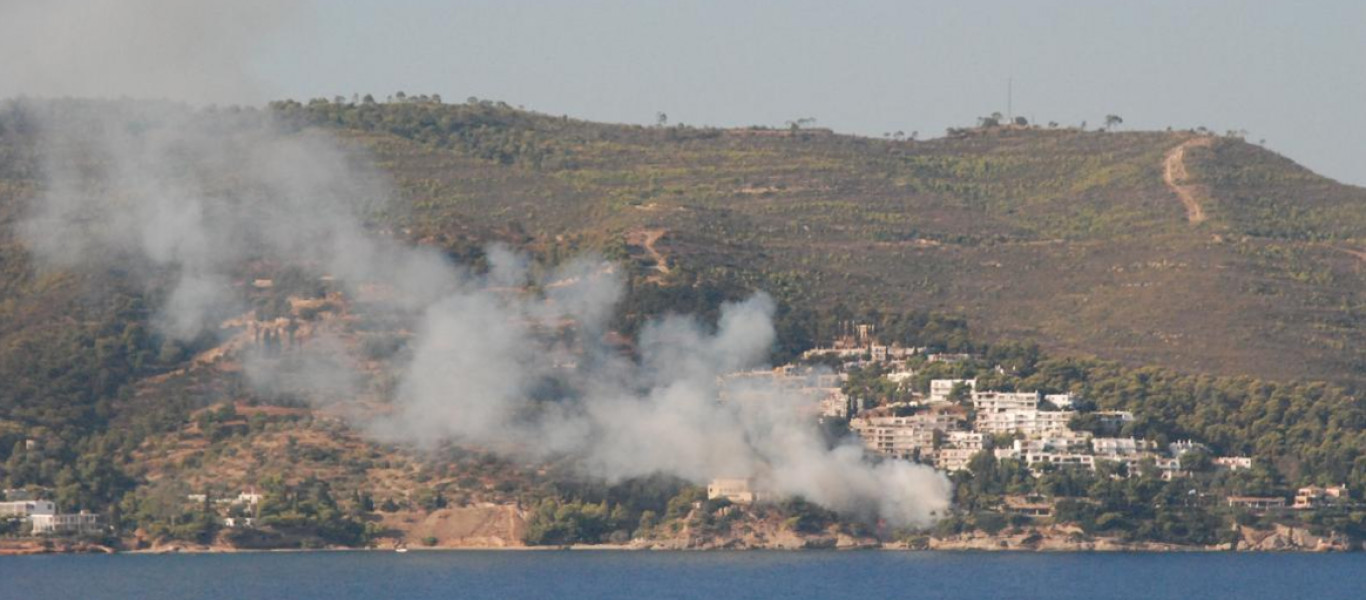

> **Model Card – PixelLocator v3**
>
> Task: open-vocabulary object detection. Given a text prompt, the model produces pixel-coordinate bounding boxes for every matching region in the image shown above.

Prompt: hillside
[266,99,1365,385]
[1,98,1364,550]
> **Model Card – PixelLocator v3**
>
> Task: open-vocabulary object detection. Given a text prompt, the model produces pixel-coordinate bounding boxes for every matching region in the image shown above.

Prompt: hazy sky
[3,1,1363,186]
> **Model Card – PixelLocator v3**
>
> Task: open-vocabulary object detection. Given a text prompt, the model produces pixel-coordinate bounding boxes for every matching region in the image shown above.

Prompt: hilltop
[272,99,1366,386]
[4,98,1361,387]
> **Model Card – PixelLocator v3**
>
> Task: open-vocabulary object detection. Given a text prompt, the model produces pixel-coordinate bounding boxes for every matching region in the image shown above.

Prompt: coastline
[5,523,1357,556]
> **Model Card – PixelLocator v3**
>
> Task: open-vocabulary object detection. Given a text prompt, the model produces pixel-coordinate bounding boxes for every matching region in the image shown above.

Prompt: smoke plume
[4,3,950,527]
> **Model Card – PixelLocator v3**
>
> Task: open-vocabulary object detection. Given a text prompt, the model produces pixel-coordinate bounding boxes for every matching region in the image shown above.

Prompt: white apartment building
[994,447,1096,470]
[971,391,1041,414]
[1008,433,1093,455]
[935,431,987,472]
[929,379,976,403]
[975,409,1074,436]
[1092,437,1156,458]
[936,448,980,472]
[850,413,963,460]
[945,431,985,450]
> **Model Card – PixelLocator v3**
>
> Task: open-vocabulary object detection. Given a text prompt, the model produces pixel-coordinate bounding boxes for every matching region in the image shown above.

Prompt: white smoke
[4,3,951,528]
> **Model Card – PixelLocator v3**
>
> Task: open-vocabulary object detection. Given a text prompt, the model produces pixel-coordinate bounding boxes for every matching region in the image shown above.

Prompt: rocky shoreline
[4,521,1357,555]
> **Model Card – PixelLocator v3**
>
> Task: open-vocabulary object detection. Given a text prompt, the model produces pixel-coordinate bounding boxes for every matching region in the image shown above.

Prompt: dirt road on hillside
[1163,137,1215,224]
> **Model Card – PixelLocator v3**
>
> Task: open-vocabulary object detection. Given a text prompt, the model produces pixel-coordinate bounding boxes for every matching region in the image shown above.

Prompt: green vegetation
[259,97,1366,386]
[946,450,1366,546]
[1,97,1364,548]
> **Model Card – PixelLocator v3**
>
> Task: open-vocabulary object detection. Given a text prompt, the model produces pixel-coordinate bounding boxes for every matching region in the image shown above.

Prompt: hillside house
[1043,393,1077,409]
[1213,457,1254,471]
[929,379,975,403]
[1227,496,1286,512]
[1002,494,1055,518]
[0,500,55,518]
[1293,485,1349,510]
[1168,440,1209,457]
[1152,457,1187,480]
[30,511,102,535]
[707,478,766,504]
[1093,411,1135,430]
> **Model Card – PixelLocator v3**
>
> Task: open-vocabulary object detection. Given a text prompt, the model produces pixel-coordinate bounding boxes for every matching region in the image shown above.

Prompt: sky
[2,0,1363,186]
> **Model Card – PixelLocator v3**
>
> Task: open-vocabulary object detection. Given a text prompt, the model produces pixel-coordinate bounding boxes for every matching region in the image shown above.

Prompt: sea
[1,550,1363,600]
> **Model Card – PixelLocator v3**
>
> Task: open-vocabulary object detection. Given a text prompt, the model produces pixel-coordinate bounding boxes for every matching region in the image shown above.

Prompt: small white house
[0,500,55,518]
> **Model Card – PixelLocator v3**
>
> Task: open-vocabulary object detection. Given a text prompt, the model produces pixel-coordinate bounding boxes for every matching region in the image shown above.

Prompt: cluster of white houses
[845,379,1259,482]
[0,491,103,535]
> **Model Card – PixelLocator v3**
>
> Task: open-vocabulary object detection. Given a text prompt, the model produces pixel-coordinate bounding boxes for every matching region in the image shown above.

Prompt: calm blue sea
[1,550,1363,600]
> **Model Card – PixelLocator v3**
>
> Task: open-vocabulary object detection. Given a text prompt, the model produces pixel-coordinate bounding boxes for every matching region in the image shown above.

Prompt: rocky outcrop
[1235,524,1354,552]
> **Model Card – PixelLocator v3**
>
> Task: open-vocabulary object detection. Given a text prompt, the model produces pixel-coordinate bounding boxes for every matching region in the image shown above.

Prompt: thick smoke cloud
[6,3,950,528]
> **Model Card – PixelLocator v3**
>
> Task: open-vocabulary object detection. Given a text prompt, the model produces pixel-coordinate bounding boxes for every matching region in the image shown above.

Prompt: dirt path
[1163,137,1215,224]
[627,228,671,275]
[1324,244,1366,264]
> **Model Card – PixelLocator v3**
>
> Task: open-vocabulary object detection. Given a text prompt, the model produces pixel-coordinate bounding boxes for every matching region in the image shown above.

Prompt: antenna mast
[1007,77,1013,123]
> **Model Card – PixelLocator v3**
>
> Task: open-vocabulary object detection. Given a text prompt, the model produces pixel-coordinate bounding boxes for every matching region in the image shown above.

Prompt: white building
[1044,393,1077,409]
[886,370,916,385]
[818,388,851,418]
[1168,440,1209,457]
[945,431,985,450]
[994,448,1096,470]
[236,491,263,506]
[1009,433,1092,455]
[971,391,1041,414]
[850,413,962,460]
[1213,457,1254,471]
[935,431,986,472]
[707,478,767,504]
[223,517,257,528]
[3,488,36,501]
[936,448,981,472]
[929,379,976,403]
[30,511,102,535]
[0,500,55,518]
[1152,457,1186,480]
[975,409,1074,436]
[1092,437,1156,458]
[1293,485,1349,510]
[1094,411,1135,429]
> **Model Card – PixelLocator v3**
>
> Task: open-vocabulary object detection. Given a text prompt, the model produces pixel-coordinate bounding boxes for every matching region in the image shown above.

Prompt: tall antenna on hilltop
[1007,77,1013,123]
